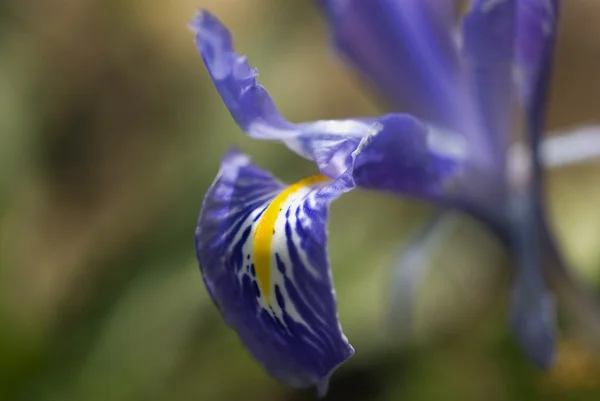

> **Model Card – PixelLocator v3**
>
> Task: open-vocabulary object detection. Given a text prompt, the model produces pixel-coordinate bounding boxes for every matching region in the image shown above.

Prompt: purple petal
[514,0,600,346]
[195,149,354,394]
[316,0,468,131]
[191,11,296,140]
[192,10,465,201]
[461,0,517,171]
[350,115,461,200]
[508,196,556,368]
[462,0,559,157]
[516,0,559,142]
[505,148,557,367]
[486,0,560,368]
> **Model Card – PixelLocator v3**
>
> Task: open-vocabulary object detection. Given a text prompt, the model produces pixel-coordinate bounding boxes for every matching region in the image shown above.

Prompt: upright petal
[516,0,559,143]
[463,0,559,164]
[195,149,355,394]
[316,0,468,131]
[192,10,467,202]
[191,10,298,142]
[461,0,517,172]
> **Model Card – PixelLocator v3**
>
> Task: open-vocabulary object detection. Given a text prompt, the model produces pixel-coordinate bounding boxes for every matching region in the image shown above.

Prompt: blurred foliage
[1,1,600,400]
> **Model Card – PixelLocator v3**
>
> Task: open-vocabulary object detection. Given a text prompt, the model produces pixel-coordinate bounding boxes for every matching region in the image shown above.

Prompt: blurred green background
[1,0,600,400]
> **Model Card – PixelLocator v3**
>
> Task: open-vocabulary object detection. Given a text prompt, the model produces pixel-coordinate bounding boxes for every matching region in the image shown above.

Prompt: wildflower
[192,0,600,394]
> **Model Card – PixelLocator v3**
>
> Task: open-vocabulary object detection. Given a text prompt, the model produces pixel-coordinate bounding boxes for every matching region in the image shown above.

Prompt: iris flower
[193,0,600,395]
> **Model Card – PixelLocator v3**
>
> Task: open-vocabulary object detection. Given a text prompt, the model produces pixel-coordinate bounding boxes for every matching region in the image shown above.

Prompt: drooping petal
[316,0,468,132]
[507,191,600,366]
[507,197,557,368]
[192,10,466,202]
[195,149,355,394]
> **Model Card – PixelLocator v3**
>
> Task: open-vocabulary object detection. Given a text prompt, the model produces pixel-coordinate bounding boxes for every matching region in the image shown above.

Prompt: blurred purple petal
[463,2,557,365]
[500,0,560,367]
[316,0,469,132]
[508,196,557,368]
[517,0,559,142]
[506,129,557,368]
[195,149,354,393]
[461,0,517,172]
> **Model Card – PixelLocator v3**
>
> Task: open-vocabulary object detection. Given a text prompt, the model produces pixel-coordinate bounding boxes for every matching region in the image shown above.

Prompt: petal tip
[189,9,226,39]
[221,146,249,166]
[190,9,264,116]
[190,9,238,80]
[315,343,355,397]
[511,289,557,368]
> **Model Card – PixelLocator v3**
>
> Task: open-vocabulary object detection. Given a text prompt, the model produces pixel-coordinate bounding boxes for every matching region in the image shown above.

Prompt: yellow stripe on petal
[253,174,330,302]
